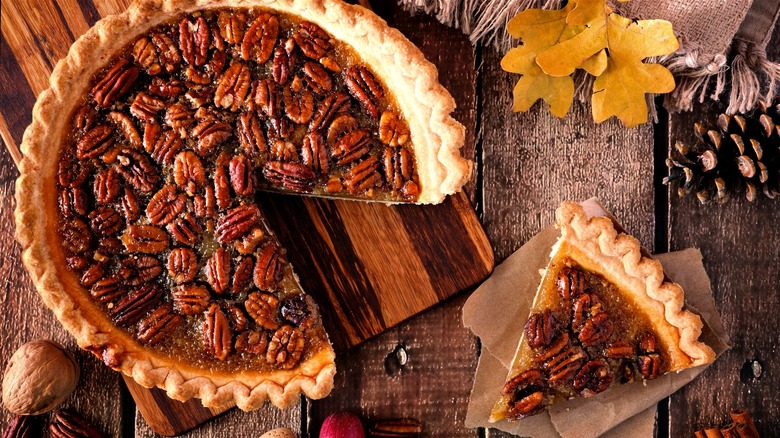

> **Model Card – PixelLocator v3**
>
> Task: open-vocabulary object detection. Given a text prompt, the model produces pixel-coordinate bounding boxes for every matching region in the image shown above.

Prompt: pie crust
[490,202,715,421]
[14,0,470,411]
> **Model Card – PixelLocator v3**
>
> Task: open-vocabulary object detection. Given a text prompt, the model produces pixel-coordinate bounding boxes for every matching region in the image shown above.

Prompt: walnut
[235,330,268,355]
[267,325,305,369]
[1,340,79,415]
[245,292,280,330]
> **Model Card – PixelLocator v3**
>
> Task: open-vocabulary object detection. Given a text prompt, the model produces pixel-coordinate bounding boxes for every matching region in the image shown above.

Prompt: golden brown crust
[553,202,715,368]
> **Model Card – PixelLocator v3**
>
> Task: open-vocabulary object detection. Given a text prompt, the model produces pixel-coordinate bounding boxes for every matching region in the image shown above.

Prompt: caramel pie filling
[55,8,420,371]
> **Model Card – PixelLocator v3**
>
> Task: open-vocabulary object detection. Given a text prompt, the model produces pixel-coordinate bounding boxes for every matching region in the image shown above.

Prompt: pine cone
[664,99,780,203]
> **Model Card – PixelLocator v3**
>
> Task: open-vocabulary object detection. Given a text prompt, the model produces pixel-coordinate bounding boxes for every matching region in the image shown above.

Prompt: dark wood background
[1,0,778,437]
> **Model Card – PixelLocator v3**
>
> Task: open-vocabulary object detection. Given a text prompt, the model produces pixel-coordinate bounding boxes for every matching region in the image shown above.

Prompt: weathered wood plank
[667,25,780,435]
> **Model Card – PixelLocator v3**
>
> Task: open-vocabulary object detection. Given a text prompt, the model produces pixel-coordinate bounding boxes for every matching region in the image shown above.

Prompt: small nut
[260,428,296,438]
[1,340,80,415]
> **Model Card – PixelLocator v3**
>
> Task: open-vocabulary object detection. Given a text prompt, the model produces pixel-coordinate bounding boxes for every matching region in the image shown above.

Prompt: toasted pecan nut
[605,341,635,359]
[267,325,305,369]
[167,212,202,246]
[119,255,163,286]
[245,292,280,330]
[203,304,232,361]
[241,13,279,64]
[61,218,93,255]
[578,312,613,347]
[235,330,269,355]
[121,225,169,254]
[215,62,251,112]
[557,267,586,300]
[173,151,207,194]
[293,21,331,59]
[637,354,662,379]
[218,10,246,45]
[115,148,159,194]
[93,59,138,108]
[93,167,121,204]
[263,161,316,193]
[344,156,382,195]
[76,126,113,160]
[379,111,410,147]
[301,132,329,174]
[525,309,556,349]
[88,206,124,237]
[311,93,350,132]
[382,147,415,191]
[168,248,198,284]
[501,369,547,419]
[137,304,182,345]
[216,205,260,243]
[229,153,254,196]
[50,409,104,438]
[111,283,161,326]
[573,359,612,396]
[254,243,285,291]
[180,16,210,66]
[205,248,232,294]
[344,65,384,118]
[332,129,370,166]
[146,185,186,225]
[172,284,211,315]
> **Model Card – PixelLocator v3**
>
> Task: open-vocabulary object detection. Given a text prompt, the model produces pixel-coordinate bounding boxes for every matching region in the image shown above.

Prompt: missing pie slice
[14,0,470,411]
[490,202,715,421]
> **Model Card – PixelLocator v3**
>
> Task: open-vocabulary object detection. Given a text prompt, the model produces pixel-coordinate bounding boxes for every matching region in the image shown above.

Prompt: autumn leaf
[502,0,680,127]
[500,3,579,118]
[591,14,678,127]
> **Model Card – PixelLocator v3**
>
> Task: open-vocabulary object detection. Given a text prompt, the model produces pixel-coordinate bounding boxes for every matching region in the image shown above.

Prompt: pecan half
[333,129,371,166]
[293,21,332,59]
[263,161,316,193]
[617,360,636,384]
[379,111,410,147]
[267,116,293,140]
[215,62,251,112]
[168,248,198,284]
[639,332,657,354]
[121,188,142,222]
[146,186,185,226]
[310,93,350,132]
[368,419,424,437]
[545,345,588,384]
[172,284,211,315]
[281,294,311,327]
[107,111,142,147]
[558,267,586,300]
[254,243,285,291]
[637,354,661,379]
[237,112,268,159]
[227,305,250,332]
[525,309,556,349]
[501,369,547,419]
[533,333,569,364]
[61,218,93,255]
[344,66,384,118]
[73,105,98,132]
[234,228,264,254]
[251,78,281,118]
[166,212,202,246]
[165,102,195,131]
[144,124,182,166]
[344,156,382,195]
[149,77,185,98]
[116,148,160,193]
[180,16,210,66]
[218,10,246,45]
[67,256,90,272]
[215,205,260,242]
[303,60,333,94]
[572,293,594,332]
[270,140,298,162]
[111,283,161,326]
[326,113,358,145]
[59,187,89,218]
[232,256,254,293]
[76,126,114,160]
[301,132,329,174]
[185,87,215,108]
[283,86,314,124]
[191,117,232,156]
[93,167,121,204]
[137,304,183,345]
[319,56,340,72]
[267,325,304,369]
[119,255,163,286]
[245,292,280,330]
[151,31,181,73]
[214,165,231,210]
[235,330,268,354]
[573,359,612,396]
[93,59,139,108]
[50,409,104,438]
[173,151,207,194]
[578,312,613,347]
[121,225,169,254]
[130,92,166,122]
[229,153,254,196]
[89,274,124,303]
[80,264,104,287]
[203,303,232,361]
[241,13,279,64]
[133,37,161,75]
[272,38,296,85]
[382,147,414,190]
[606,341,635,359]
[205,248,231,294]
[95,237,123,261]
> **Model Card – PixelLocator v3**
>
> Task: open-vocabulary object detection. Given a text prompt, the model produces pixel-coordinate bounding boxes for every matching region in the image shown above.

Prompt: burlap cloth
[398,0,780,114]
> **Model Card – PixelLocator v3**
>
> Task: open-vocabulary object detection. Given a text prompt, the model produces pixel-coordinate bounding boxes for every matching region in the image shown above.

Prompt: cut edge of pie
[488,202,715,422]
[13,0,471,411]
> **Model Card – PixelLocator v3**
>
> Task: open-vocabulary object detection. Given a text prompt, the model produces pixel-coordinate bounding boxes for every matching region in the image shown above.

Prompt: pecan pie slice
[490,203,716,421]
[15,0,469,411]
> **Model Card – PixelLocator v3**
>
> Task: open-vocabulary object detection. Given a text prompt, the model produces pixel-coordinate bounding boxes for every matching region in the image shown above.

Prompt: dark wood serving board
[1,0,491,435]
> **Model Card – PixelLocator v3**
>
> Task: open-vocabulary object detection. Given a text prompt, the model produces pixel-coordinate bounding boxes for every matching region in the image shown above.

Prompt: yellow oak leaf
[591,14,679,127]
[580,49,608,76]
[500,3,580,117]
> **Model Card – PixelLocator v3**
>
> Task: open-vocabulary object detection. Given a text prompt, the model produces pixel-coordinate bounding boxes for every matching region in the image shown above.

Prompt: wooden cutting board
[1,0,491,435]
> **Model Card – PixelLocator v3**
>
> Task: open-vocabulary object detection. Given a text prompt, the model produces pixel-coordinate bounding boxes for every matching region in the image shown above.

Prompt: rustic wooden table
[1,1,778,437]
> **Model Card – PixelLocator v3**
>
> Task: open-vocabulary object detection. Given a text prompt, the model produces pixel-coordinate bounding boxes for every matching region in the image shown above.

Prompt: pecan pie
[15,0,470,411]
[490,203,715,421]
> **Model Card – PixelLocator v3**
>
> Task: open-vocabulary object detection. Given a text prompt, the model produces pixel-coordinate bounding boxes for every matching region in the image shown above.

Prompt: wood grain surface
[2,0,780,437]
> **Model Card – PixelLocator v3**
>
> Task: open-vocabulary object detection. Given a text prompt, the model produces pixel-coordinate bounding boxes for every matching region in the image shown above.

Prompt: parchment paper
[462,200,730,438]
